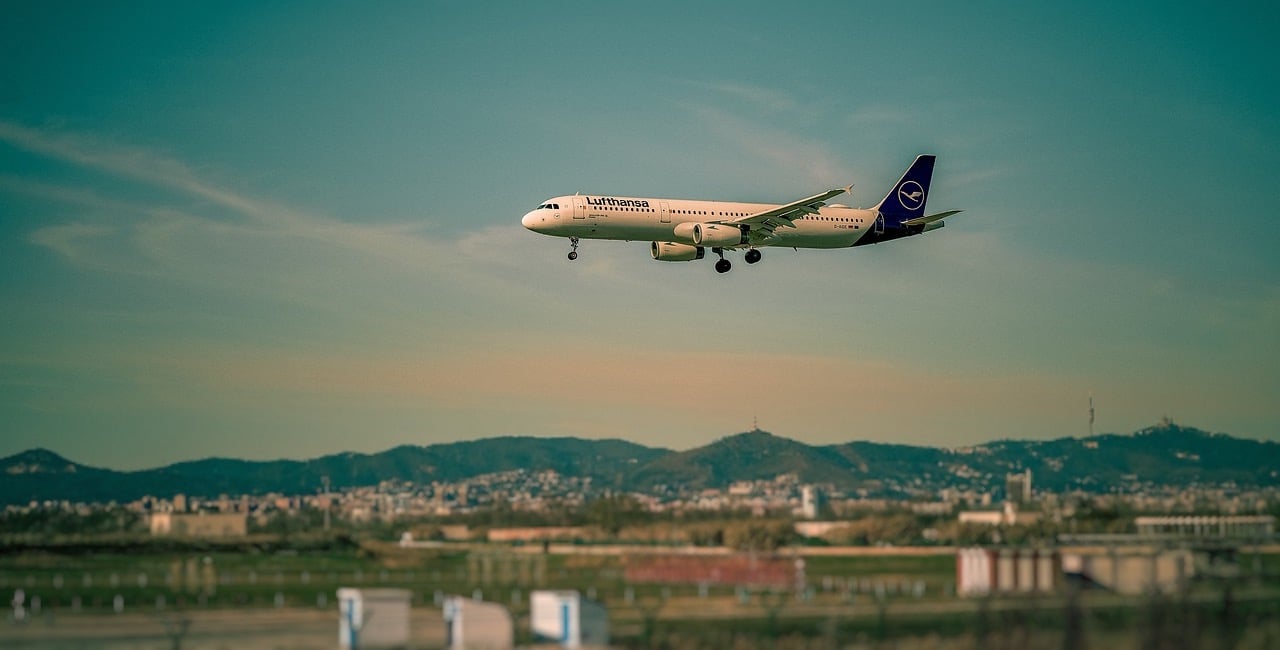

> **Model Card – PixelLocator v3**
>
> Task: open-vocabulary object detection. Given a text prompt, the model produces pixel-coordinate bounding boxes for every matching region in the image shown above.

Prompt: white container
[530,590,609,648]
[338,588,411,649]
[443,596,514,650]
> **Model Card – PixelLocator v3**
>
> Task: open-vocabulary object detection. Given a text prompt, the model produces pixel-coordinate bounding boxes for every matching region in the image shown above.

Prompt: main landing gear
[567,236,580,261]
[713,248,732,274]
[711,248,762,273]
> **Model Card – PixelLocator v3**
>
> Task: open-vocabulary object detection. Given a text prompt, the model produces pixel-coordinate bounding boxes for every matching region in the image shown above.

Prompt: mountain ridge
[3,422,1276,506]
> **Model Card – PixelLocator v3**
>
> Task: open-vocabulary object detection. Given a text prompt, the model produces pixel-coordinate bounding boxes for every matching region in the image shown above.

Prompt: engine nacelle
[650,241,705,262]
[672,222,699,245]
[692,223,746,246]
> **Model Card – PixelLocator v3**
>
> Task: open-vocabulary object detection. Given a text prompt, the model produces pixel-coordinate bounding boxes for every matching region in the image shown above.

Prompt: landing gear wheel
[567,236,580,261]
[745,249,762,264]
[715,259,732,274]
[567,251,578,261]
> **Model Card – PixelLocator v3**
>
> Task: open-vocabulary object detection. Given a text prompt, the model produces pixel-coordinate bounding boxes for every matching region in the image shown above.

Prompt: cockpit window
[536,203,560,210]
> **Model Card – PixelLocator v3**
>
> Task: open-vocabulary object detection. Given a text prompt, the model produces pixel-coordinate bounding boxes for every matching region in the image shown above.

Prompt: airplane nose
[521,211,539,231]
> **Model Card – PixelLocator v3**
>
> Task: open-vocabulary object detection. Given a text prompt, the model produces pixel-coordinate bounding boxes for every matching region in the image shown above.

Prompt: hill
[628,430,859,491]
[0,437,666,506]
[2,421,1276,506]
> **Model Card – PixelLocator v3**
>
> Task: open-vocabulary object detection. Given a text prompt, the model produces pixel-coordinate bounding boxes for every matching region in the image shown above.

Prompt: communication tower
[1088,393,1095,437]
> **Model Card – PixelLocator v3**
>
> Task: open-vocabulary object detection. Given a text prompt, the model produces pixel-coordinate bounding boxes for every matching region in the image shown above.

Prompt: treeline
[0,508,145,537]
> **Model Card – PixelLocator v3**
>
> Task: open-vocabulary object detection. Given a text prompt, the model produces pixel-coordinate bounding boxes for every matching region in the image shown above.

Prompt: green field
[3,543,1279,650]
[0,543,963,614]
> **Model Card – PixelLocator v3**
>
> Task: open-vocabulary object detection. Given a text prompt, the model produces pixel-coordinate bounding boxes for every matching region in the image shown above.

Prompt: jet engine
[691,223,746,246]
[650,241,705,261]
[672,222,699,245]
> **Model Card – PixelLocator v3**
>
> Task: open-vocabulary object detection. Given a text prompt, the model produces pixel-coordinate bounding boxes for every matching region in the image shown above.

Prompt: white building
[957,502,1041,527]
[800,486,824,520]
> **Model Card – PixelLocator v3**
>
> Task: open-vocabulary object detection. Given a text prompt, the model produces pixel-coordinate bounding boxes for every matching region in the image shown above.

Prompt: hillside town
[8,466,1279,542]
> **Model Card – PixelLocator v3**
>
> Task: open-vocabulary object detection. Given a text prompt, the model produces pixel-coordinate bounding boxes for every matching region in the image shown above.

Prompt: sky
[2,2,1277,470]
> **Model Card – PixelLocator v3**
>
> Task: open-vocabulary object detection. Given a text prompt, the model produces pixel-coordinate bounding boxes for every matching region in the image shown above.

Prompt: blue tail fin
[874,155,936,227]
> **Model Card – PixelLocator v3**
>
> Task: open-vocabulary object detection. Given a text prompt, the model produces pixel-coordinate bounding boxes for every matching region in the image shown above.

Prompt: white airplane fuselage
[521,197,875,248]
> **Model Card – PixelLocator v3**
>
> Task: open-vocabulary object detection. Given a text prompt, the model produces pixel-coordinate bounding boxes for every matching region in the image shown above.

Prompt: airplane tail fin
[873,154,936,227]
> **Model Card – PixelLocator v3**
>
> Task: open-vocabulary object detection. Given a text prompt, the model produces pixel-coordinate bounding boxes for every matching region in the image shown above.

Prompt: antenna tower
[1088,393,1095,437]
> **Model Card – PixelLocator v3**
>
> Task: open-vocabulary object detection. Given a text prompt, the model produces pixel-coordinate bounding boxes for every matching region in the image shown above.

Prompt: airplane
[520,154,962,274]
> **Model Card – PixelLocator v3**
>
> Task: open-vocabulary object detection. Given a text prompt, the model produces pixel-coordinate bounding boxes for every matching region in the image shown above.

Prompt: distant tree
[723,519,795,551]
[584,494,647,536]
[0,507,144,538]
[684,521,726,547]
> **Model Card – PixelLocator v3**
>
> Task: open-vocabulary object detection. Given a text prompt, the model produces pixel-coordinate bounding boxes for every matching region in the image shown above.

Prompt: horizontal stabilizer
[901,209,963,227]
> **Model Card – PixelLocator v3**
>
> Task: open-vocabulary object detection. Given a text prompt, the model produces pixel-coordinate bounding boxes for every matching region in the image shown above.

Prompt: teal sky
[2,2,1277,470]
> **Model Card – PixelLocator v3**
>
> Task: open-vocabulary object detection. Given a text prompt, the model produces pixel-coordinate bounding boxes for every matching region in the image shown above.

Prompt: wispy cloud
[680,80,803,116]
[1,121,565,310]
[0,121,435,263]
[679,105,849,190]
[27,223,116,265]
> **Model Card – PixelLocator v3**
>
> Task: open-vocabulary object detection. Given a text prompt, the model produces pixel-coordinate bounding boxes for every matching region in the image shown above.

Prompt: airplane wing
[901,210,963,227]
[719,186,852,243]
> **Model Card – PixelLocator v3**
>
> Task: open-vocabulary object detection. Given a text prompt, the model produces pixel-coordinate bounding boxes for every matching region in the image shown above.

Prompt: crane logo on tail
[897,181,925,210]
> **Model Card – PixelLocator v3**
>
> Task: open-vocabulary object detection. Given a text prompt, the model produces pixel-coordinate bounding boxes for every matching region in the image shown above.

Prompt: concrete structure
[956,548,1058,597]
[958,502,1041,527]
[800,486,824,519]
[149,512,247,537]
[443,596,514,650]
[338,588,411,649]
[1061,548,1194,595]
[486,526,590,543]
[793,521,851,538]
[958,510,1005,526]
[530,590,609,649]
[1005,469,1032,504]
[1134,515,1275,539]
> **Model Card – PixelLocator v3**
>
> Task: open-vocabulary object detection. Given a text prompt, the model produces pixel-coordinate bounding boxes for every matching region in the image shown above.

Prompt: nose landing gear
[567,236,580,261]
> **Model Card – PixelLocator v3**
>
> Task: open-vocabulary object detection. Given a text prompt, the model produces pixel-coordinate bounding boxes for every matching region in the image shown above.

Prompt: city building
[957,502,1041,527]
[149,512,247,537]
[800,486,824,519]
[1006,469,1032,504]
